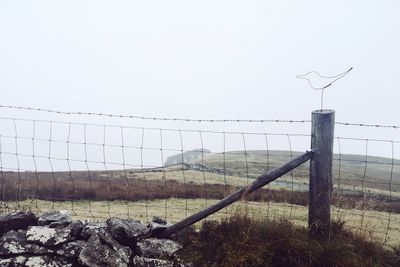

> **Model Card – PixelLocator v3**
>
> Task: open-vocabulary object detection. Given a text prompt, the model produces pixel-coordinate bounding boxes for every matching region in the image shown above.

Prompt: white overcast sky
[1,0,399,121]
[0,1,400,167]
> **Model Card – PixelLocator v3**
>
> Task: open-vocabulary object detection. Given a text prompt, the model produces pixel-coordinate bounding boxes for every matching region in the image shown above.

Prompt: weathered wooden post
[309,109,335,240]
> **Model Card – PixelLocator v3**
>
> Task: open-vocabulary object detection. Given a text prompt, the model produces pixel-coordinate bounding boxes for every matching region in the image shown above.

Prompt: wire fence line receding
[0,106,400,247]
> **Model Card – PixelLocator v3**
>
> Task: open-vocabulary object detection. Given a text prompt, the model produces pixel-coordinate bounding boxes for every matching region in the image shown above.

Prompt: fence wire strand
[3,104,400,129]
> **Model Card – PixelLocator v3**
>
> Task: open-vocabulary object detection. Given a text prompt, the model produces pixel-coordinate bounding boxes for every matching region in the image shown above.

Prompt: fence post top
[312,109,335,115]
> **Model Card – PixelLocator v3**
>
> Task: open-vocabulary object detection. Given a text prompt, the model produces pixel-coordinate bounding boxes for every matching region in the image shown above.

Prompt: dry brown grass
[1,170,399,214]
[177,213,400,267]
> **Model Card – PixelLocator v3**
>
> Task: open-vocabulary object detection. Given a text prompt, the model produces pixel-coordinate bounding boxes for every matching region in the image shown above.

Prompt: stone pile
[0,210,188,267]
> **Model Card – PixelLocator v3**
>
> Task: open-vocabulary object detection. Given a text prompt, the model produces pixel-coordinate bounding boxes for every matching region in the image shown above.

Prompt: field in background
[1,150,400,247]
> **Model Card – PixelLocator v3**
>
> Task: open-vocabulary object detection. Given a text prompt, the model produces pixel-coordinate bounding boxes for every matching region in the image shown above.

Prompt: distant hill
[165,150,400,191]
[164,149,211,166]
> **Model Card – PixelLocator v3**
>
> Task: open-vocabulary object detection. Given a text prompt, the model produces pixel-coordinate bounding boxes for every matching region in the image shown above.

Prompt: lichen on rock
[0,211,189,267]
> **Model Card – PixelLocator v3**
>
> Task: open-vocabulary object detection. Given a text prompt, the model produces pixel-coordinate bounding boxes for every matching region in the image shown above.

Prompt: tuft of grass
[177,212,400,267]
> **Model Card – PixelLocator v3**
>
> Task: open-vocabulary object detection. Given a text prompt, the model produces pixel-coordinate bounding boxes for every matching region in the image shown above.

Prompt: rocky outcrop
[163,150,236,176]
[0,211,189,267]
[182,162,235,176]
[164,149,211,166]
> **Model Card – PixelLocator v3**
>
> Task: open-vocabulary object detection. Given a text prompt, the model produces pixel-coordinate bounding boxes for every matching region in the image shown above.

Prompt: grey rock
[0,230,27,255]
[56,240,86,258]
[148,217,171,232]
[152,217,168,225]
[99,230,132,264]
[138,238,182,259]
[48,221,71,229]
[38,210,72,226]
[80,221,107,240]
[0,211,37,235]
[148,219,171,237]
[0,230,54,256]
[0,211,187,267]
[0,256,28,267]
[132,256,174,267]
[26,225,75,246]
[68,220,84,238]
[79,233,130,267]
[24,256,73,267]
[107,217,150,246]
[25,244,55,255]
[0,256,73,267]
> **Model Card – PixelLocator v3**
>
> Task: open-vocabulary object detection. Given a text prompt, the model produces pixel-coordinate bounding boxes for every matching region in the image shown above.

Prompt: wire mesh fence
[0,106,399,247]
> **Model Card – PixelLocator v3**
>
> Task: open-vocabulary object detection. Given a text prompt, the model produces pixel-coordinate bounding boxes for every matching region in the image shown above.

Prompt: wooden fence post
[309,109,335,240]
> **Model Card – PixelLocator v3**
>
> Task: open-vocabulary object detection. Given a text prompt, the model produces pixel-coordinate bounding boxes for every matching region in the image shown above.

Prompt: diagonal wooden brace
[155,151,314,238]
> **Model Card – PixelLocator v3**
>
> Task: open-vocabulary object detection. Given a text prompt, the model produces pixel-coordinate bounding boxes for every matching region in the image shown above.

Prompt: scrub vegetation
[176,212,400,267]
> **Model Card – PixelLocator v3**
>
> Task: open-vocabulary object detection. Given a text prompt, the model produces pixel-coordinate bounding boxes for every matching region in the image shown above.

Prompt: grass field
[2,198,399,248]
[2,150,399,201]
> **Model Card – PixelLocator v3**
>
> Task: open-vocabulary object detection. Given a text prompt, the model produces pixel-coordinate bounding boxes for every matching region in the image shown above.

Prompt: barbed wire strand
[0,105,311,124]
[4,104,400,130]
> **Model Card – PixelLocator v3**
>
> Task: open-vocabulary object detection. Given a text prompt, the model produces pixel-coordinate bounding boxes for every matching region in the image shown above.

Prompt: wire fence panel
[0,106,399,247]
[332,136,400,246]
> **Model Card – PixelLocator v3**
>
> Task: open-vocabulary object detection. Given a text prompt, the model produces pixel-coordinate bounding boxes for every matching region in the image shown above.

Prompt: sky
[1,1,400,170]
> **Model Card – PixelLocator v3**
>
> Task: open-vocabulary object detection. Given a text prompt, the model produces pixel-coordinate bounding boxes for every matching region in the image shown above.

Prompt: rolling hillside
[164,149,400,194]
